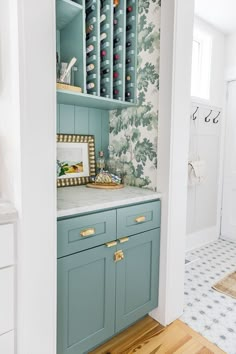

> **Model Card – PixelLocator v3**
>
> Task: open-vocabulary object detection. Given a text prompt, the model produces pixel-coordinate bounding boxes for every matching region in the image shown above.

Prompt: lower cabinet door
[115,228,160,333]
[57,245,116,354]
[0,267,14,335]
[0,331,14,354]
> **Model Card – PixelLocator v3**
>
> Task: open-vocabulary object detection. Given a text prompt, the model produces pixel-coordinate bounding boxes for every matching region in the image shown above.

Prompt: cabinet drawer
[117,200,160,237]
[58,210,116,257]
[0,268,14,335]
[0,331,14,354]
[0,224,14,268]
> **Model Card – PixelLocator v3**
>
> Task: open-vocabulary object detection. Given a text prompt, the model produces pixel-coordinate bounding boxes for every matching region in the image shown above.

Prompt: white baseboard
[220,235,236,243]
[186,226,220,251]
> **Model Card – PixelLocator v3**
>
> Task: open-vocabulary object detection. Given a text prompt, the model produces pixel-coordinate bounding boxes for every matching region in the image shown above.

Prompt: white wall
[0,0,21,202]
[0,1,57,353]
[186,15,226,251]
[225,32,236,80]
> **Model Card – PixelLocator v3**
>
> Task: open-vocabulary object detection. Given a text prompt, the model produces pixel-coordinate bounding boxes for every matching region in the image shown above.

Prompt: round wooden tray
[86,183,124,189]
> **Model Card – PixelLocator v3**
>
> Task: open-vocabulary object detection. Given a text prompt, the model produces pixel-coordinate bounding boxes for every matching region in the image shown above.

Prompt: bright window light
[191,27,212,100]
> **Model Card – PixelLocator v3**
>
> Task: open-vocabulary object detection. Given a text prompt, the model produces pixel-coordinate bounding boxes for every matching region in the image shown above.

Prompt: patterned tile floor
[181,238,236,354]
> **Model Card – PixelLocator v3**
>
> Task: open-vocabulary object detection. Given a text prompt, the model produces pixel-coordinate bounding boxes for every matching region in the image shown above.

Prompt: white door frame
[150,0,195,325]
[220,79,236,241]
[14,1,57,354]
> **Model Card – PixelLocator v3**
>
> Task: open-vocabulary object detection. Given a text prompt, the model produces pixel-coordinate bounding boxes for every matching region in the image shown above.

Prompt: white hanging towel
[188,160,206,186]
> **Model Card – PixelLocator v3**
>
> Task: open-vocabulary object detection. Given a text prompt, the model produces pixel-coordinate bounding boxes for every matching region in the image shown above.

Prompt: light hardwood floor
[91,316,225,354]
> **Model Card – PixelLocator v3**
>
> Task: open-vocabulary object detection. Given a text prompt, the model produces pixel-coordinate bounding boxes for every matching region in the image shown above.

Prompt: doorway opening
[182,1,236,353]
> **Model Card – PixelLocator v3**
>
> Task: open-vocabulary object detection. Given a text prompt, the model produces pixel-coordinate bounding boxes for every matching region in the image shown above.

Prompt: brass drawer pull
[106,241,117,248]
[80,228,95,237]
[119,237,129,244]
[114,250,124,262]
[135,215,146,223]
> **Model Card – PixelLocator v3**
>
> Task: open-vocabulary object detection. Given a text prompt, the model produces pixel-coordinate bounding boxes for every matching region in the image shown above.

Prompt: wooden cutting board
[86,183,124,189]
[56,82,82,93]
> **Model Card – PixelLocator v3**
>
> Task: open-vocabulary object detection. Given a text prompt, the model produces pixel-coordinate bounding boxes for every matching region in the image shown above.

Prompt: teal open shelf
[56,0,138,110]
[57,89,137,110]
[56,0,83,30]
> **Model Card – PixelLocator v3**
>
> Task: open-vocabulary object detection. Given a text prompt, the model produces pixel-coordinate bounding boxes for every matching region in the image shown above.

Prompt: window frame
[191,27,212,102]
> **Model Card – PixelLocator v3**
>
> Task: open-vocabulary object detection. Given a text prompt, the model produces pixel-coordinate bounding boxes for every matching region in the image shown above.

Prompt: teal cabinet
[57,244,116,354]
[115,229,160,332]
[57,200,161,353]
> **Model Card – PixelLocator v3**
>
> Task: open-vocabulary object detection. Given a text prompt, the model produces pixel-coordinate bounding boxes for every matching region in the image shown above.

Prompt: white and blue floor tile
[181,239,236,354]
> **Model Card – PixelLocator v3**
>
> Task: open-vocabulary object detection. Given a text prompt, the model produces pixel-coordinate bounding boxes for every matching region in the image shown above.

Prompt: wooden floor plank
[90,316,164,354]
[196,348,215,354]
[132,327,186,353]
[165,334,193,353]
[174,320,224,354]
[175,339,202,354]
[90,317,225,354]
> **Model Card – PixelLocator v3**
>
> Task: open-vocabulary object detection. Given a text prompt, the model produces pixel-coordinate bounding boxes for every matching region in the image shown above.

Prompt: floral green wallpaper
[109,0,161,190]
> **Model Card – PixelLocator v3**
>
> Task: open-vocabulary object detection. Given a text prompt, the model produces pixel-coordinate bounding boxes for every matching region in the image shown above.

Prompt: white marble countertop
[0,199,18,224]
[57,186,161,218]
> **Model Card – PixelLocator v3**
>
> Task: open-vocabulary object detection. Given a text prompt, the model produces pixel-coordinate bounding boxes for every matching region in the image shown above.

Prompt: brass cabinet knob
[105,241,118,248]
[118,237,129,244]
[80,228,95,237]
[114,250,124,262]
[135,215,146,223]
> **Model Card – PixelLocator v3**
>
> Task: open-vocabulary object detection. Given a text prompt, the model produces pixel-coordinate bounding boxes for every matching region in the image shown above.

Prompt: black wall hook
[213,111,220,124]
[205,110,212,123]
[192,106,199,120]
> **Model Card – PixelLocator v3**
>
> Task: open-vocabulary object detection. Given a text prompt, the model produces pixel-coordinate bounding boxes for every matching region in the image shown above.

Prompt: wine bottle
[86,5,95,16]
[100,14,106,23]
[100,33,107,41]
[114,53,120,61]
[56,52,60,81]
[86,44,94,54]
[86,32,93,40]
[113,89,119,95]
[126,58,131,64]
[86,63,95,72]
[127,6,133,13]
[113,71,119,79]
[102,68,110,75]
[126,41,131,48]
[86,24,94,34]
[101,50,107,58]
[87,82,95,89]
[97,151,105,173]
[126,24,132,31]
[114,37,120,45]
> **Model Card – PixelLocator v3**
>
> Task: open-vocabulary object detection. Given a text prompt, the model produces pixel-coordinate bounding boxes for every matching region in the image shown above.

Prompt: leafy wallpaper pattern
[109,0,161,190]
